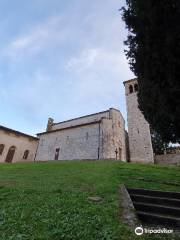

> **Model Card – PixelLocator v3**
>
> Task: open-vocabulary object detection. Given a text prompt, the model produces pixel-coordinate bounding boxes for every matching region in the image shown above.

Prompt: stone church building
[0,78,154,163]
[35,108,127,161]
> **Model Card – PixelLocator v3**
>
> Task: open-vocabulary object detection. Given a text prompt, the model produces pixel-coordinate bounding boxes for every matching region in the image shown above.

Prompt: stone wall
[36,108,126,161]
[0,129,38,163]
[155,153,180,165]
[100,108,126,160]
[36,123,100,161]
[124,79,154,163]
[51,110,110,131]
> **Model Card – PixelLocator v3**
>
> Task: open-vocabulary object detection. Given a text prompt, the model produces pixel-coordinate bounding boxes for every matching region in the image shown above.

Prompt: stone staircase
[127,188,180,229]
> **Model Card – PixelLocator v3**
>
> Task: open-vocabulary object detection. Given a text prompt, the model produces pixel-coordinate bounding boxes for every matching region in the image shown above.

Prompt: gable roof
[0,125,38,141]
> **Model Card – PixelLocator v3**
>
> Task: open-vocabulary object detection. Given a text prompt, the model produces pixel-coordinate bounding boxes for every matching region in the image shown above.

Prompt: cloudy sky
[0,0,134,136]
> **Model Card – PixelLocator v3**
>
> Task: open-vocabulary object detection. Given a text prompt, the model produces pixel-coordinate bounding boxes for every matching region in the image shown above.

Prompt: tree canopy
[122,0,180,143]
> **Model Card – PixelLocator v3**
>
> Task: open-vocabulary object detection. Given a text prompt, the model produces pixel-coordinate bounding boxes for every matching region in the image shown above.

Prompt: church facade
[35,108,127,161]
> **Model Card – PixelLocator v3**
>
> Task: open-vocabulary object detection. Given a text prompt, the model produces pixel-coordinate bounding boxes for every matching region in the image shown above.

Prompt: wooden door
[5,146,16,163]
[54,148,60,160]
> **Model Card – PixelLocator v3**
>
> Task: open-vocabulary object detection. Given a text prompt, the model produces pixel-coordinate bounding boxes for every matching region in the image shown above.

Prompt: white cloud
[4,16,63,60]
[66,47,126,73]
[65,47,133,109]
[0,0,134,133]
[66,48,99,72]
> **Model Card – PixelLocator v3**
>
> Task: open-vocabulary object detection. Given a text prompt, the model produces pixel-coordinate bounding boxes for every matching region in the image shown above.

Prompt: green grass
[0,161,179,240]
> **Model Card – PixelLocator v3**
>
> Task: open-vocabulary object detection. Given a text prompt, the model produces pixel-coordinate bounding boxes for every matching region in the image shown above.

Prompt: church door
[5,146,16,163]
[54,148,60,160]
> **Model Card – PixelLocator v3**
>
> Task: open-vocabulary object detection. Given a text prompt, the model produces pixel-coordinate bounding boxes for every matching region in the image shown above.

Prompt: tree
[151,130,168,155]
[121,0,180,143]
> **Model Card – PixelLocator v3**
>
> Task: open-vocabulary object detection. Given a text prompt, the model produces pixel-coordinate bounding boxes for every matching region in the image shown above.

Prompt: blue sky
[0,0,134,136]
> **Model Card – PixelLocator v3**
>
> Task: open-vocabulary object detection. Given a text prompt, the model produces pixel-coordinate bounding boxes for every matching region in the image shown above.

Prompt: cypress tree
[122,0,180,143]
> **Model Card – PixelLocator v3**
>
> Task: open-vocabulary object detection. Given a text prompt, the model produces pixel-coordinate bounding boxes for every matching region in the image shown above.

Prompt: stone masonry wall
[51,111,110,131]
[124,79,154,163]
[35,123,100,161]
[100,109,126,160]
[155,153,180,165]
[36,108,127,161]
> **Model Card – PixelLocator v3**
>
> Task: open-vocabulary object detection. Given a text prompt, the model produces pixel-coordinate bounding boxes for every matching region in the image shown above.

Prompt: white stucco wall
[0,129,38,163]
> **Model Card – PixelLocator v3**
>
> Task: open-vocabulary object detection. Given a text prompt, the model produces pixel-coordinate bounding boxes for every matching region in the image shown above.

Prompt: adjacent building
[35,108,127,161]
[0,126,38,163]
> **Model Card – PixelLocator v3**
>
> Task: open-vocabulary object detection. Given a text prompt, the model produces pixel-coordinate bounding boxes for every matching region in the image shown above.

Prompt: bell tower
[124,78,154,163]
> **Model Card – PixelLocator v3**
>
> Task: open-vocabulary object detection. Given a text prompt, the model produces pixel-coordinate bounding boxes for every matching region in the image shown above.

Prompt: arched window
[129,85,133,93]
[0,144,5,155]
[23,150,29,159]
[5,146,16,163]
[134,83,139,92]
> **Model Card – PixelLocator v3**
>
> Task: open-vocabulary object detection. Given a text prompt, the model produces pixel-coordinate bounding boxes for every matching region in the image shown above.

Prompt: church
[35,108,127,161]
[0,79,154,163]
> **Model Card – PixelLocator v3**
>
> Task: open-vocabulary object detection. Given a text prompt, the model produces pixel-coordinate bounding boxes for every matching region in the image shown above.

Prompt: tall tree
[122,0,180,143]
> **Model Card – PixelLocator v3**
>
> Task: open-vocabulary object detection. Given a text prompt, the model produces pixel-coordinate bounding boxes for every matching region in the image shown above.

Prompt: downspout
[98,121,101,159]
[34,138,39,162]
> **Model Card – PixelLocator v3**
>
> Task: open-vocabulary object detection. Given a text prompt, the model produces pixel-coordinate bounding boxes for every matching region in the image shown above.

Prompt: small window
[86,132,89,141]
[129,85,133,93]
[0,144,5,155]
[23,150,29,159]
[134,84,139,92]
[40,139,44,146]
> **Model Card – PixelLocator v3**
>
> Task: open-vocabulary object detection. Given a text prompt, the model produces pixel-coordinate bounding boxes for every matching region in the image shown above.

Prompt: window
[40,139,44,146]
[5,146,16,163]
[86,132,89,141]
[0,144,5,155]
[23,150,29,159]
[134,84,139,92]
[129,85,133,93]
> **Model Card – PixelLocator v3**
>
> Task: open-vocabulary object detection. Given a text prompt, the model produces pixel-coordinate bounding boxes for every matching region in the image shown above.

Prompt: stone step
[127,188,180,199]
[137,211,180,228]
[134,202,180,218]
[130,194,180,208]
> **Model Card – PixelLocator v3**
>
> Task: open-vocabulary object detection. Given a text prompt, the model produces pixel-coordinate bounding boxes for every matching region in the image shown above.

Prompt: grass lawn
[0,161,179,240]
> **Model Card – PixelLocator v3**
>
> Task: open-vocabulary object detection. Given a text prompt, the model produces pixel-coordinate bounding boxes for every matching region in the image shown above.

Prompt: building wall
[36,108,127,161]
[0,129,38,163]
[124,79,154,163]
[100,108,126,160]
[35,123,100,161]
[155,153,180,166]
[51,111,110,131]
